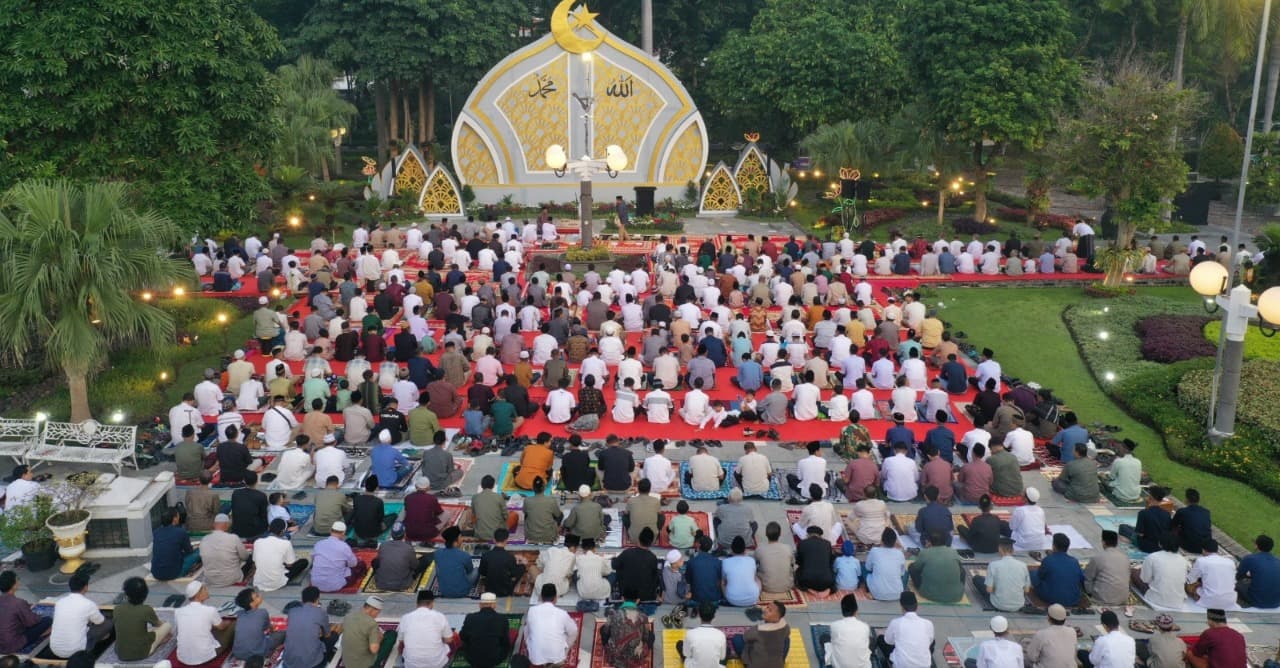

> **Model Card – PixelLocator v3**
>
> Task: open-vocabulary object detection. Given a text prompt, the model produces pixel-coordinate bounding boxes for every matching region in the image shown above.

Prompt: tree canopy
[0,0,282,235]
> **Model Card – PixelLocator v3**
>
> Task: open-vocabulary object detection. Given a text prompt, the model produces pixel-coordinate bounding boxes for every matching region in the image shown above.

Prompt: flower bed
[1135,315,1216,363]
[1065,297,1280,502]
[951,217,1000,235]
[994,207,1076,232]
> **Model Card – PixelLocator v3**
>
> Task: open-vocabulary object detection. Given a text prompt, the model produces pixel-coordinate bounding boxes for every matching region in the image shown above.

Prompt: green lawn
[940,285,1278,545]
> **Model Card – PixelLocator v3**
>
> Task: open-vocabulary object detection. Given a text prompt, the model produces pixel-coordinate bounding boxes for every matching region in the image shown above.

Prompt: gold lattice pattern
[420,168,463,215]
[497,55,569,173]
[593,57,664,164]
[701,167,740,211]
[456,122,499,185]
[736,149,770,194]
[395,152,427,195]
[663,122,704,185]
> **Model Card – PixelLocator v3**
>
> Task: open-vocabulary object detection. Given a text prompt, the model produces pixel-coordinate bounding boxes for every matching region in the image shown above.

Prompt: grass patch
[27,297,259,424]
[1204,320,1280,359]
[938,285,1279,544]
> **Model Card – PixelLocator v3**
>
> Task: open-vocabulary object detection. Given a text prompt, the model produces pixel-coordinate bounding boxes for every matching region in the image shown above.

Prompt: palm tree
[274,56,358,180]
[889,103,968,226]
[0,180,193,422]
[800,119,897,176]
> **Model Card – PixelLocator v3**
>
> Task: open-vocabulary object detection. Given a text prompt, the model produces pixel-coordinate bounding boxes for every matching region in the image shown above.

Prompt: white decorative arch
[698,162,741,217]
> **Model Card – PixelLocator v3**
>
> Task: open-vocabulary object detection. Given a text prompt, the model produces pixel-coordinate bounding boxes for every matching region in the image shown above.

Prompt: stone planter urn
[46,509,91,574]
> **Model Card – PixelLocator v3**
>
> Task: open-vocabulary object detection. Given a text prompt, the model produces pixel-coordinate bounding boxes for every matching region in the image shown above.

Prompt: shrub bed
[1135,315,1216,362]
[951,217,1000,235]
[1178,360,1280,447]
[993,207,1076,233]
[1066,297,1280,502]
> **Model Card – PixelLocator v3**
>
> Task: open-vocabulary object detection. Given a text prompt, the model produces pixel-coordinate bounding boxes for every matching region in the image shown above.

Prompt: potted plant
[0,495,59,571]
[44,471,102,573]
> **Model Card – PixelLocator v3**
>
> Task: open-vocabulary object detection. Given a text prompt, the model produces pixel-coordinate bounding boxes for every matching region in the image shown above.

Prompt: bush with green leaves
[1178,360,1280,447]
[1198,122,1244,182]
[1062,296,1207,386]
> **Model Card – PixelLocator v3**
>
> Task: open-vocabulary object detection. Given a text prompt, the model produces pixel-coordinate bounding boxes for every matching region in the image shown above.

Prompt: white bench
[0,418,39,463]
[26,421,138,474]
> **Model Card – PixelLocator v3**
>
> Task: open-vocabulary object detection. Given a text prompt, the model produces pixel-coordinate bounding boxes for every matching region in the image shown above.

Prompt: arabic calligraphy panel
[593,57,664,165]
[496,53,569,174]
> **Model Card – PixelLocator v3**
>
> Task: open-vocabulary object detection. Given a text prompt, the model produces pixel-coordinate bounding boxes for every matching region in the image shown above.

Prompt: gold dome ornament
[744,132,761,143]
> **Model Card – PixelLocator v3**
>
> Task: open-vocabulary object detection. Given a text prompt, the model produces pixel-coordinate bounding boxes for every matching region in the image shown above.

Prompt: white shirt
[1088,630,1136,668]
[881,454,919,502]
[737,452,773,495]
[4,478,41,510]
[194,380,223,416]
[49,592,105,658]
[901,358,928,390]
[252,534,298,591]
[891,387,918,422]
[1141,550,1191,609]
[827,615,872,668]
[796,454,828,497]
[977,359,1003,392]
[826,394,850,421]
[682,389,710,425]
[884,612,934,668]
[1188,552,1238,609]
[922,388,949,420]
[175,601,224,665]
[683,624,728,668]
[688,454,723,490]
[261,405,297,449]
[793,383,821,420]
[313,446,350,487]
[235,378,264,409]
[581,356,609,387]
[850,389,876,420]
[1010,505,1049,551]
[1073,221,1096,237]
[392,379,421,411]
[532,334,558,365]
[525,601,578,666]
[274,447,314,490]
[168,402,203,445]
[1004,428,1035,466]
[644,390,674,422]
[977,637,1025,668]
[397,606,453,668]
[643,454,675,492]
[870,359,897,389]
[544,389,576,424]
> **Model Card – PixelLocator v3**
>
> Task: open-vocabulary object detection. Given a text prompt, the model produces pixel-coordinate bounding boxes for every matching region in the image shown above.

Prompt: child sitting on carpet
[667,501,700,551]
[267,493,296,538]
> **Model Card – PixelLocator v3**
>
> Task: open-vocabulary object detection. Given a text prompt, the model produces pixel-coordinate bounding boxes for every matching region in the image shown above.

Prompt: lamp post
[544,52,628,251]
[330,127,347,177]
[1188,262,1280,442]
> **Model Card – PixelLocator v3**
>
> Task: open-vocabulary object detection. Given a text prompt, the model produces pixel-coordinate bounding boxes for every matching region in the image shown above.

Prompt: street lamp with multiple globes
[1188,261,1280,442]
[330,127,347,176]
[543,52,628,251]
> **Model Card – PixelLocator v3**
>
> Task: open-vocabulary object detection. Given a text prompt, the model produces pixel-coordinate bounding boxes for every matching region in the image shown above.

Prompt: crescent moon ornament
[551,0,606,54]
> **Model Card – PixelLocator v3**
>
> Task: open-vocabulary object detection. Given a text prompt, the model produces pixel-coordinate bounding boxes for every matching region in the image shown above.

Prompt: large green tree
[275,56,358,180]
[704,0,907,147]
[1056,64,1202,286]
[900,0,1080,223]
[0,0,282,235]
[0,181,192,422]
[299,0,525,161]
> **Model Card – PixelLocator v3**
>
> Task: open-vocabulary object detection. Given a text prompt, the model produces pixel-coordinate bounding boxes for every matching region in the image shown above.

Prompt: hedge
[1065,297,1280,502]
[1178,360,1280,448]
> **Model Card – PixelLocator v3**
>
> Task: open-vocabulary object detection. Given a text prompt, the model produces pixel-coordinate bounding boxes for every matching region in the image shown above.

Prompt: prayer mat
[773,470,847,504]
[426,557,483,599]
[964,565,1000,611]
[448,614,522,668]
[660,626,810,668]
[810,623,833,668]
[1040,466,1064,481]
[99,610,178,666]
[622,510,712,549]
[220,642,284,668]
[784,508,847,551]
[943,637,981,668]
[345,501,405,543]
[909,579,971,606]
[501,550,540,598]
[1032,441,1063,467]
[959,511,1011,527]
[145,564,204,585]
[332,549,379,595]
[588,619,654,668]
[435,502,469,538]
[180,455,277,488]
[1102,487,1147,509]
[497,462,555,497]
[874,400,894,421]
[1020,460,1044,471]
[986,493,1026,507]
[357,462,422,491]
[336,625,398,668]
[679,461,735,500]
[516,611,584,668]
[167,642,232,668]
[757,588,804,606]
[799,588,860,604]
[359,560,432,594]
[556,463,602,492]
[1092,514,1147,560]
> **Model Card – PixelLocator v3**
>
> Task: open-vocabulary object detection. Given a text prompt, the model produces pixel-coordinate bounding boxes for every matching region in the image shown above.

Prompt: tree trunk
[374,83,389,163]
[1104,221,1137,287]
[66,369,91,423]
[389,81,401,152]
[425,79,437,144]
[417,80,429,146]
[936,188,946,226]
[971,141,989,223]
[1174,12,1188,90]
[320,156,331,182]
[1265,25,1280,131]
[402,87,412,144]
